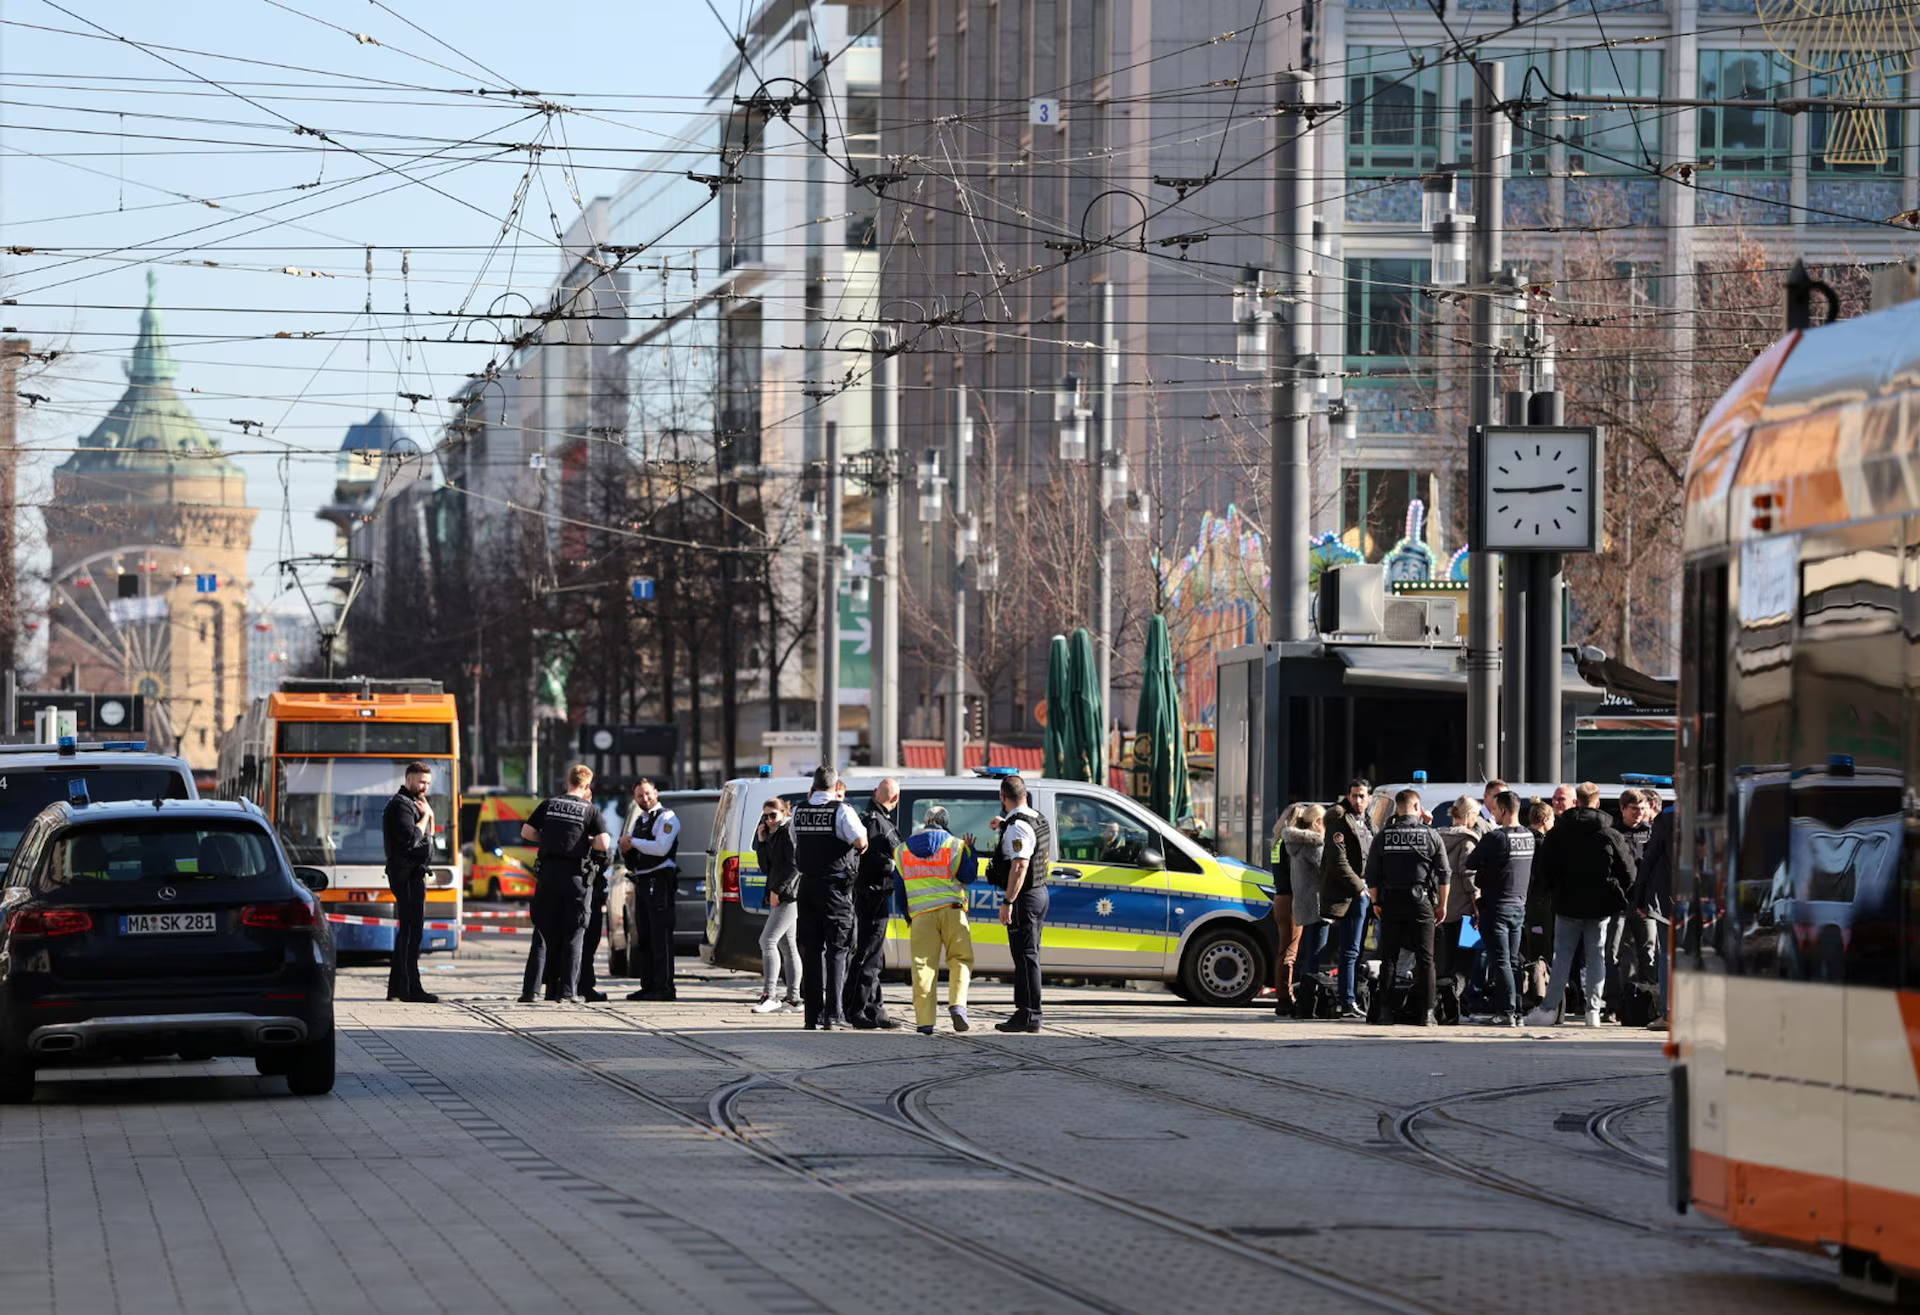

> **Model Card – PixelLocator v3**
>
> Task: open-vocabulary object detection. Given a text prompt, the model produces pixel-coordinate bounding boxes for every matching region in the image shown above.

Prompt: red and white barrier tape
[324,912,534,934]
[462,909,530,919]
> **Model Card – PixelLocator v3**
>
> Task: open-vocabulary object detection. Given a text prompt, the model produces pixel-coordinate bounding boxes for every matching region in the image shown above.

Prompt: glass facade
[1348,47,1442,174]
[1697,50,1792,173]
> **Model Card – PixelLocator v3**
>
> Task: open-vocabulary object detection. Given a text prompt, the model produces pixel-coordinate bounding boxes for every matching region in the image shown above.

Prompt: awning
[1330,644,1606,701]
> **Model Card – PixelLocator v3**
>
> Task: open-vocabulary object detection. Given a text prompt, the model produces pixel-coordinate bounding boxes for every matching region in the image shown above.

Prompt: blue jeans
[1480,904,1525,1016]
[1334,892,1370,1007]
[1544,915,1606,1014]
[1292,920,1330,992]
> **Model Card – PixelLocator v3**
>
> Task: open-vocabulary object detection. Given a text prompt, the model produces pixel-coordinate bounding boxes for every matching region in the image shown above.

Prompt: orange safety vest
[896,832,968,918]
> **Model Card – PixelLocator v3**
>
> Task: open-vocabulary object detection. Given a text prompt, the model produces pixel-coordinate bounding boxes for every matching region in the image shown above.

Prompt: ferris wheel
[47,545,223,702]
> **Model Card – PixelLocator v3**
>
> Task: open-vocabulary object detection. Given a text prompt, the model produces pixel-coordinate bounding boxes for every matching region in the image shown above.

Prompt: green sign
[839,533,872,707]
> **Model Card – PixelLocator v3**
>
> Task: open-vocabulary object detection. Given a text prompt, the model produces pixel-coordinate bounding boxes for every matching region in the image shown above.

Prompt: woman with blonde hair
[1278,804,1327,1017]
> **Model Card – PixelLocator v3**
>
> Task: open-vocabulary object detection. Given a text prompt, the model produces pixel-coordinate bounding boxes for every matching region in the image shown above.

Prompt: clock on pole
[1468,425,1604,554]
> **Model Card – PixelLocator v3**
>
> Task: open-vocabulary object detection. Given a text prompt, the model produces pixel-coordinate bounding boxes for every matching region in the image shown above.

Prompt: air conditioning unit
[1383,595,1460,644]
[1316,564,1386,636]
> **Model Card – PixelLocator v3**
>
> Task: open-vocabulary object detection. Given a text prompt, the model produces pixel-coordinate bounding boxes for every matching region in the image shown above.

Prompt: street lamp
[1124,489,1152,538]
[805,492,825,543]
[1421,173,1456,232]
[1055,374,1090,461]
[1101,449,1129,508]
[1329,398,1358,447]
[975,542,999,592]
[1430,213,1470,287]
[916,448,945,522]
[1233,266,1271,373]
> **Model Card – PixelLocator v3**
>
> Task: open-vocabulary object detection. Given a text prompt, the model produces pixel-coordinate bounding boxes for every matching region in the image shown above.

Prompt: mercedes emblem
[158,886,177,901]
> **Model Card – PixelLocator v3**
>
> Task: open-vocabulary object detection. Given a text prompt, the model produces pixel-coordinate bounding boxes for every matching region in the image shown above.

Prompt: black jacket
[1630,808,1675,924]
[1318,802,1371,917]
[1363,815,1451,903]
[1535,806,1633,920]
[859,804,902,891]
[754,821,800,903]
[382,789,430,876]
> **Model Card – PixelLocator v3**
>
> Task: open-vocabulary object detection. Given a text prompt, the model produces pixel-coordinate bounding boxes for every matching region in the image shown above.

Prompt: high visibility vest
[897,832,968,918]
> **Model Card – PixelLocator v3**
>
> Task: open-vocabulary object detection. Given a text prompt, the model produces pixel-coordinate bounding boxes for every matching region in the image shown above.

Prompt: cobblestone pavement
[0,936,1861,1315]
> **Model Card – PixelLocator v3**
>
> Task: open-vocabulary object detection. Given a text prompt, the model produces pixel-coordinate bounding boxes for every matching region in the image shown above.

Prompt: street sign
[195,574,218,593]
[630,576,656,602]
[15,693,145,735]
[838,534,872,706]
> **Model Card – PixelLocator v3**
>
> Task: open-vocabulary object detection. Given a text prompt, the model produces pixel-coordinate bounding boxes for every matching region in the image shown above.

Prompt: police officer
[988,774,1051,1033]
[518,764,611,1004]
[792,765,868,1030]
[381,760,439,1004]
[622,778,682,1003]
[843,777,902,1029]
[1362,788,1451,1026]
[572,843,613,1003]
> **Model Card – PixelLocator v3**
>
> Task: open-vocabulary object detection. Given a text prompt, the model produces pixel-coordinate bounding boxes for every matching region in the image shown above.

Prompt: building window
[1348,47,1441,174]
[1698,50,1792,174]
[1341,469,1440,561]
[1346,259,1433,362]
[1565,49,1665,175]
[1809,52,1904,175]
[846,2,883,46]
[1457,54,1552,175]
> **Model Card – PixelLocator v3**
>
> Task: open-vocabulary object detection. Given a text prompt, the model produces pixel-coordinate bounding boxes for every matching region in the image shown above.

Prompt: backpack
[1615,978,1658,1028]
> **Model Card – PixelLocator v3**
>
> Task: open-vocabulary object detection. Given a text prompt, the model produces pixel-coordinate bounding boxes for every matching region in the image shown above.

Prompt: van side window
[899,794,1002,861]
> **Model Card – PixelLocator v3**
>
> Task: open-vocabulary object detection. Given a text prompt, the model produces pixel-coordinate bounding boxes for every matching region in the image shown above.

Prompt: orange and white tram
[1676,289,1920,1302]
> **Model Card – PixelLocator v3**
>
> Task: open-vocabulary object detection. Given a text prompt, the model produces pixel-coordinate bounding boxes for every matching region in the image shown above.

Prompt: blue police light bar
[100,741,147,751]
[57,735,76,757]
[1412,770,1428,785]
[1620,772,1674,787]
[1827,754,1856,776]
[973,766,1019,778]
[67,777,90,806]
[756,765,773,777]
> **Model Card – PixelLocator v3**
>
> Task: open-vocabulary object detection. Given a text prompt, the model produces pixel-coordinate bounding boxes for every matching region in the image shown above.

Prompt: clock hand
[1490,483,1566,494]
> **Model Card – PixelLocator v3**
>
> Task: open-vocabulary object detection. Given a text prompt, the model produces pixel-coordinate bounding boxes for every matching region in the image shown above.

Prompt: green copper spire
[127,269,176,385]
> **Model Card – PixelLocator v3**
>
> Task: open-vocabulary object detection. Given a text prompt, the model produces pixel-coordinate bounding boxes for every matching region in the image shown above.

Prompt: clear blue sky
[0,0,738,617]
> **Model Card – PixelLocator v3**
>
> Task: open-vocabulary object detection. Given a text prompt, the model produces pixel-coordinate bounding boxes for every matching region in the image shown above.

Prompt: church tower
[43,273,257,769]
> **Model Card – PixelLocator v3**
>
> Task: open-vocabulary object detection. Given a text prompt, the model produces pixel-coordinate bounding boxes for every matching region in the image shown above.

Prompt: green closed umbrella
[1134,614,1190,823]
[1065,627,1106,784]
[1043,634,1071,780]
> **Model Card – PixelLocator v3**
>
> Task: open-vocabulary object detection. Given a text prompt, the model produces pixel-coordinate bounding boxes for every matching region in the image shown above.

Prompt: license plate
[120,912,218,935]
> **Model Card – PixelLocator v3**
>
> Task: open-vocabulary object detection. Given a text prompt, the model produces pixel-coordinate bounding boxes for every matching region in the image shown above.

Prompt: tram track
[438,1000,1439,1315]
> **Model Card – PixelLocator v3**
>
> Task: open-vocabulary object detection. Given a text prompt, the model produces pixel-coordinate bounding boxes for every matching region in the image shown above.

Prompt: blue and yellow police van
[703,769,1278,1006]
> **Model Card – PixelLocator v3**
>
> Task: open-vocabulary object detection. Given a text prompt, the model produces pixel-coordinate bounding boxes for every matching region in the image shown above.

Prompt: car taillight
[720,855,741,903]
[242,900,317,930]
[6,909,93,937]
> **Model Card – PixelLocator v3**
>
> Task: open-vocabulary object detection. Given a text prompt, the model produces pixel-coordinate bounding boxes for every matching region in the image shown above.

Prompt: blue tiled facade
[1698,0,1755,11]
[1458,0,1661,11]
[1806,177,1903,225]
[1346,380,1436,436]
[1565,178,1663,227]
[1345,178,1422,225]
[1695,176,1792,226]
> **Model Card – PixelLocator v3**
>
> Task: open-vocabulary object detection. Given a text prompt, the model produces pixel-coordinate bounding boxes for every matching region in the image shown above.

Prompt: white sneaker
[1523,1007,1558,1027]
[1585,1007,1604,1027]
[750,996,785,1014]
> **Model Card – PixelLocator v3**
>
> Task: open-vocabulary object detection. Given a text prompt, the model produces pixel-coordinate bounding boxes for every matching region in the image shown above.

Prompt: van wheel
[1179,926,1266,1007]
[0,1055,34,1104]
[285,1036,335,1096]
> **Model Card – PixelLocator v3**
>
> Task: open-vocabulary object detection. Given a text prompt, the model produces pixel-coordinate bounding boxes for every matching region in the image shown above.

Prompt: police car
[704,769,1279,1007]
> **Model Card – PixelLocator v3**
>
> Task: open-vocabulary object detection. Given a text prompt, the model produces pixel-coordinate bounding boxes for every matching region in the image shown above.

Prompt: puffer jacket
[1318,803,1370,918]
[1284,826,1325,926]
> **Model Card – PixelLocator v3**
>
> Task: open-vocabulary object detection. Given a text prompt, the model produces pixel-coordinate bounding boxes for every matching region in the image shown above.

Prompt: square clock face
[1473,426,1603,553]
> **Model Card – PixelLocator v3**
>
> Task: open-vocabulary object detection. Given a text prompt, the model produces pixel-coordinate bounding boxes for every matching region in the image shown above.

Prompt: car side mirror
[1138,846,1166,871]
[293,866,329,892]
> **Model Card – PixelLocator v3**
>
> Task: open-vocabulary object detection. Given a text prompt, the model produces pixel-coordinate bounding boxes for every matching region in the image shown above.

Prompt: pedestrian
[844,777,903,1029]
[792,765,868,1030]
[1318,778,1373,1019]
[1268,810,1301,1011]
[1519,798,1557,1006]
[989,773,1052,1033]
[519,765,611,1004]
[1526,782,1634,1027]
[1281,805,1327,1017]
[621,778,682,1003]
[1465,789,1535,1026]
[1478,780,1507,835]
[1363,789,1450,1026]
[1632,793,1676,1029]
[1550,784,1576,816]
[751,798,802,1015]
[896,805,976,1034]
[381,760,440,1004]
[1435,797,1482,1024]
[1605,788,1657,1016]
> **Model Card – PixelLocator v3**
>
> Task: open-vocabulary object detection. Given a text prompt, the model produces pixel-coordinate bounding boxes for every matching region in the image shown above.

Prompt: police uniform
[993,804,1052,1030]
[843,800,902,1028]
[1362,813,1451,1024]
[574,847,611,1001]
[380,786,434,1002]
[521,791,608,1003]
[623,801,681,1000]
[792,790,865,1029]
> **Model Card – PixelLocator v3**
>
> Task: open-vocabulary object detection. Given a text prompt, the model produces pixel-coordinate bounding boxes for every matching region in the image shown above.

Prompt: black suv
[0,799,336,1101]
